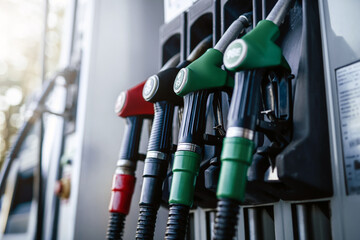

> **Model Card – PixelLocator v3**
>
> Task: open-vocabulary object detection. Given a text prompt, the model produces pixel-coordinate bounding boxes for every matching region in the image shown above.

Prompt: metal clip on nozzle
[107,81,154,240]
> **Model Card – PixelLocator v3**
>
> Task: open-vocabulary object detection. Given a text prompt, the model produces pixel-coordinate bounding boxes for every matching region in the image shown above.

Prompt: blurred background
[0,0,69,167]
[0,0,165,239]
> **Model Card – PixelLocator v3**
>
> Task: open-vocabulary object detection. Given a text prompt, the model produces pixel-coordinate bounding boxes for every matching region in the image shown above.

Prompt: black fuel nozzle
[136,58,181,240]
[136,36,213,240]
[107,81,154,240]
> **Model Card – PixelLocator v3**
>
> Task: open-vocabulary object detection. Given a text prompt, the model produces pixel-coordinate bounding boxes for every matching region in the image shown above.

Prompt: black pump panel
[187,0,219,54]
[160,13,186,65]
[244,0,332,201]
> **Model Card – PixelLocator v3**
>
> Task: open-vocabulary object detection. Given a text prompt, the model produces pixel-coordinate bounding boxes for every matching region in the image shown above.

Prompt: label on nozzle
[173,68,187,94]
[143,75,159,101]
[223,39,248,70]
[114,91,127,114]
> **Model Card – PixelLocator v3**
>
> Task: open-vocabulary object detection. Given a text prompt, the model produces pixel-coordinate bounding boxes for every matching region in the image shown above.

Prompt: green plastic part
[169,150,201,206]
[223,20,290,71]
[173,48,234,97]
[217,137,255,201]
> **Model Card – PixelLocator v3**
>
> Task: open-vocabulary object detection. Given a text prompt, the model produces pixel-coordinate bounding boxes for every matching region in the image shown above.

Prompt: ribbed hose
[107,212,126,240]
[147,102,173,151]
[136,205,157,239]
[213,199,240,240]
[165,204,190,240]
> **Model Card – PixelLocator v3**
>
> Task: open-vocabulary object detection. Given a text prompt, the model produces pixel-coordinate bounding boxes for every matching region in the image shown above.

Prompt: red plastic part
[117,81,154,118]
[108,174,136,215]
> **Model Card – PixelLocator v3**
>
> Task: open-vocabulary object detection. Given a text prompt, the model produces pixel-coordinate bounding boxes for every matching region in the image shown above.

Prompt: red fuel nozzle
[115,81,154,118]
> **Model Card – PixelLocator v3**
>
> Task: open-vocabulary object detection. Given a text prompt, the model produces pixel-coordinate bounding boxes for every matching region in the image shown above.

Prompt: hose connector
[115,159,137,175]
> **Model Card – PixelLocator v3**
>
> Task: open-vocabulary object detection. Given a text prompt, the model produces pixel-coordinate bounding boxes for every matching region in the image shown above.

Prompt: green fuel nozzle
[213,0,294,239]
[223,20,290,71]
[165,12,253,240]
[223,0,293,72]
[173,13,252,97]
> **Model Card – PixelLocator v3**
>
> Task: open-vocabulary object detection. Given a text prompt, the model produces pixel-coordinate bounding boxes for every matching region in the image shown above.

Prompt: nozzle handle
[118,116,144,161]
[178,90,209,145]
[227,70,263,131]
[147,102,175,152]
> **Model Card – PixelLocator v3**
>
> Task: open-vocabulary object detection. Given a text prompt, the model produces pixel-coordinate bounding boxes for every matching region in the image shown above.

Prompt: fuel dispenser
[159,0,332,239]
[2,0,354,239]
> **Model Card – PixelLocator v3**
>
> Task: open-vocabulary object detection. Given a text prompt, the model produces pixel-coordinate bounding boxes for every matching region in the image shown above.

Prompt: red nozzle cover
[108,174,136,215]
[115,81,154,118]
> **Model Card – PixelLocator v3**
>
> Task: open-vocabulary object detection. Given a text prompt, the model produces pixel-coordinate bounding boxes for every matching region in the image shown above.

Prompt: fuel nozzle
[165,12,253,240]
[135,55,181,240]
[136,36,213,240]
[107,81,154,240]
[213,1,294,239]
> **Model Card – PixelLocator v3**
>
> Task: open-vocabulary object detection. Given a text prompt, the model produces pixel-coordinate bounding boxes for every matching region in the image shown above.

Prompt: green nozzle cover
[169,151,201,206]
[217,137,254,201]
[173,48,233,97]
[224,20,290,71]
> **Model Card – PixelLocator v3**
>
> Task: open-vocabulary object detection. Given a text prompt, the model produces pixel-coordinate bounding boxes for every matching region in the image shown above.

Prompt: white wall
[58,1,167,239]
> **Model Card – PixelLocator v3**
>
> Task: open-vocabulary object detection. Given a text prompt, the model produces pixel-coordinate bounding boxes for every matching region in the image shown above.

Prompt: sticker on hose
[336,60,360,195]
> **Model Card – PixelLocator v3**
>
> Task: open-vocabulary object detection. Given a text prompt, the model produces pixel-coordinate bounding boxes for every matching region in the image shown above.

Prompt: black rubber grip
[107,212,126,240]
[213,199,240,240]
[178,90,210,145]
[227,70,264,130]
[147,102,174,152]
[165,204,190,240]
[136,205,157,239]
[118,116,144,160]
